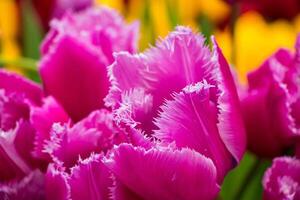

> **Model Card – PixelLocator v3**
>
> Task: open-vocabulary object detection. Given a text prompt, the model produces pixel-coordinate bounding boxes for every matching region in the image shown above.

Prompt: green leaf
[0,56,40,82]
[220,152,271,200]
[197,14,214,45]
[0,57,37,71]
[21,0,44,59]
[166,0,180,28]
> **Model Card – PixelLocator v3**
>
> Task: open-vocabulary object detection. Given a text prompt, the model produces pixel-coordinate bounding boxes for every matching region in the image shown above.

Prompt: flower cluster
[1,3,300,200]
[240,35,300,199]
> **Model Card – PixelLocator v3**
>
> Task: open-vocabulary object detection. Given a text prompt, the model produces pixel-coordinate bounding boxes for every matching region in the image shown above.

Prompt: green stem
[0,57,37,72]
[233,158,263,200]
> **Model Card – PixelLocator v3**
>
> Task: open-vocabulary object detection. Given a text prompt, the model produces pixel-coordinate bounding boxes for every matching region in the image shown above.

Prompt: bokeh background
[1,0,300,81]
[0,0,299,199]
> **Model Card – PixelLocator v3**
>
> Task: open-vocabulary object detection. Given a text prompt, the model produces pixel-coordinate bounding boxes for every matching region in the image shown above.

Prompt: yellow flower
[95,0,124,14]
[0,0,21,71]
[96,0,229,49]
[216,11,300,82]
[198,0,230,24]
[149,0,171,38]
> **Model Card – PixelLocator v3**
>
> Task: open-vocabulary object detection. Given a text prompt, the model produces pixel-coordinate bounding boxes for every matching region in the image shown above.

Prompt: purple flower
[43,109,126,169]
[0,170,45,200]
[105,143,219,200]
[52,0,93,20]
[31,0,93,30]
[31,96,69,161]
[39,6,139,122]
[104,26,246,199]
[263,157,300,200]
[0,69,70,198]
[43,108,141,200]
[45,154,112,200]
[240,35,300,157]
[0,70,43,181]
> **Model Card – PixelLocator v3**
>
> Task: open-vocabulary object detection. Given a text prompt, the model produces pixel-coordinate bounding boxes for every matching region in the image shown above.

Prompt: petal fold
[69,154,112,200]
[154,81,233,182]
[105,143,219,200]
[0,170,45,200]
[39,35,109,122]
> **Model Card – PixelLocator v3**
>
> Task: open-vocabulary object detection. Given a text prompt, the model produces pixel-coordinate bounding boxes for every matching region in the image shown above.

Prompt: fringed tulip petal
[212,38,246,162]
[106,26,216,133]
[241,45,300,157]
[39,35,109,122]
[0,170,45,200]
[44,109,124,168]
[107,27,245,184]
[114,88,154,131]
[45,164,70,200]
[155,82,233,182]
[263,157,300,200]
[0,70,42,105]
[0,90,30,131]
[0,124,31,181]
[31,96,69,161]
[105,143,219,200]
[0,70,45,181]
[41,7,139,57]
[40,7,139,122]
[13,120,43,169]
[69,154,112,200]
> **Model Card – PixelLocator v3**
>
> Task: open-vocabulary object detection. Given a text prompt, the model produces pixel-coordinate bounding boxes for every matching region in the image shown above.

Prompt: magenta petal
[106,26,215,133]
[105,52,149,109]
[105,143,219,200]
[0,70,42,105]
[13,120,45,169]
[263,157,300,200]
[44,109,123,168]
[69,154,112,200]
[52,0,93,19]
[106,26,245,158]
[42,7,139,57]
[40,7,139,121]
[297,143,300,158]
[154,82,233,182]
[65,110,118,161]
[211,37,246,163]
[113,88,154,131]
[39,35,109,121]
[241,48,298,157]
[0,170,45,200]
[111,179,144,200]
[0,90,30,131]
[0,123,31,181]
[45,164,70,200]
[125,127,153,150]
[31,96,69,161]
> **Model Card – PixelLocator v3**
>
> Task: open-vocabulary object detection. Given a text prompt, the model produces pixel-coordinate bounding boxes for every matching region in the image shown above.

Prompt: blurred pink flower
[263,156,300,200]
[30,0,93,29]
[0,70,65,199]
[240,35,300,157]
[39,6,139,122]
[0,70,46,180]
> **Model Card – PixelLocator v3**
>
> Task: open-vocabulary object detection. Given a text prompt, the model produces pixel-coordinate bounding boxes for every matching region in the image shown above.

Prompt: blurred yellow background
[1,0,300,81]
